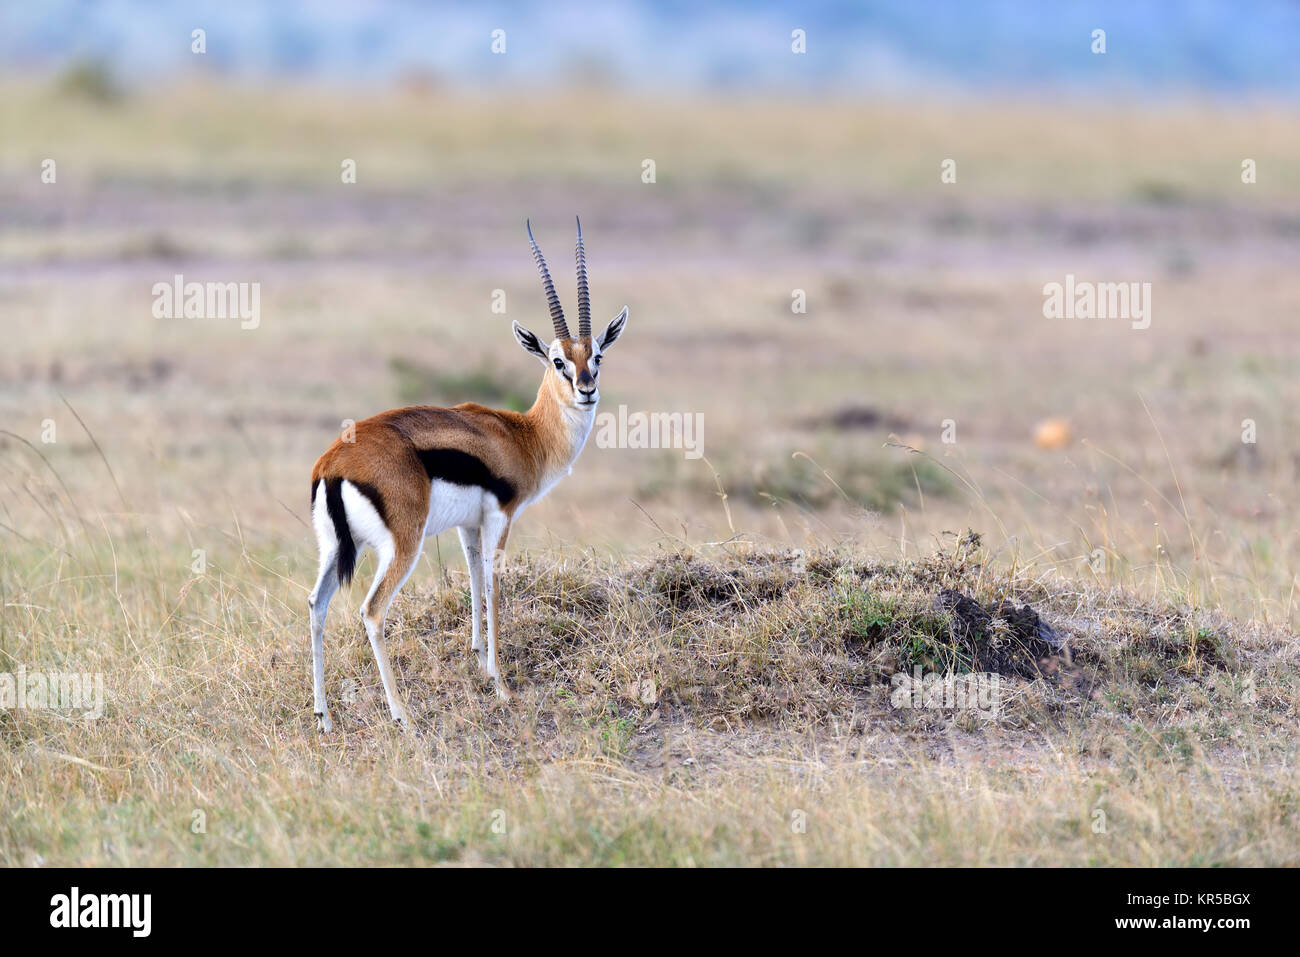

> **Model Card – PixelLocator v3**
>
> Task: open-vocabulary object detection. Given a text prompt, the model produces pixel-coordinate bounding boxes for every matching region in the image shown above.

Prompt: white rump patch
[311,480,335,561]
[341,480,395,565]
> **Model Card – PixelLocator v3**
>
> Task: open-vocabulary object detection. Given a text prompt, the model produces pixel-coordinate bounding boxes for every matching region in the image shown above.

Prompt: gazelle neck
[524,371,596,471]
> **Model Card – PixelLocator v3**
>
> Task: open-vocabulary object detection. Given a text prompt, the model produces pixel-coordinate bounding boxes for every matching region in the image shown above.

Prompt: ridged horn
[527,219,569,339]
[575,216,591,338]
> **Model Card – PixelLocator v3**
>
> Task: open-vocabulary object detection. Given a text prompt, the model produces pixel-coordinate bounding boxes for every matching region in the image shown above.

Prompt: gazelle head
[513,218,628,412]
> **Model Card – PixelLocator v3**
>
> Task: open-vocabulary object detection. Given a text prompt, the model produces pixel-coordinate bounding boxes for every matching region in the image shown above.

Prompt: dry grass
[2,532,1297,866]
[2,78,1299,865]
[6,76,1300,199]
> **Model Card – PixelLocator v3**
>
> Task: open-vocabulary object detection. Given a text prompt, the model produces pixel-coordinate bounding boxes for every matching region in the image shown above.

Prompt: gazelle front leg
[456,526,486,661]
[479,511,512,700]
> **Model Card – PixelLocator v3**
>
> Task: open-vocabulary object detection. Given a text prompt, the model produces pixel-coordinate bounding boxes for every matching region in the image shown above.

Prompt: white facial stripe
[548,342,582,379]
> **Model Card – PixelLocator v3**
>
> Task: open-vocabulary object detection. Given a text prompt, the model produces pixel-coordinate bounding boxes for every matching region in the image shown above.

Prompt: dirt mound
[372,545,1277,738]
[935,588,1065,678]
[633,554,794,611]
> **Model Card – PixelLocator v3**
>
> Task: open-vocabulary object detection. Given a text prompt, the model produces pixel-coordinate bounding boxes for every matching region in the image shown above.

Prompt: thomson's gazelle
[308,219,627,730]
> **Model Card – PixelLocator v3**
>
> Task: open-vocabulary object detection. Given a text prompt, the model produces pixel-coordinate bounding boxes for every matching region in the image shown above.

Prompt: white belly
[424,479,492,537]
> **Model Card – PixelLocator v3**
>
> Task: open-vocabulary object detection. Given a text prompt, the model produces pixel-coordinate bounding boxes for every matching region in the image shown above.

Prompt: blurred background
[1,1,1297,624]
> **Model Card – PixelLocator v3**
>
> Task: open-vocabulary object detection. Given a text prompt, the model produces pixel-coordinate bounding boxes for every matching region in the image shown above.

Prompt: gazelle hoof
[315,711,333,734]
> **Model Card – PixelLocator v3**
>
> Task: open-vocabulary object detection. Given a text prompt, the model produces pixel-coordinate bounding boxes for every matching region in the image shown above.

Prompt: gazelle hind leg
[480,512,512,700]
[308,552,339,732]
[360,536,422,727]
[456,526,486,661]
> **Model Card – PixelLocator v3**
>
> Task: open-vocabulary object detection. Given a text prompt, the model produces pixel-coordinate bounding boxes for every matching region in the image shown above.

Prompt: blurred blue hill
[2,0,1298,97]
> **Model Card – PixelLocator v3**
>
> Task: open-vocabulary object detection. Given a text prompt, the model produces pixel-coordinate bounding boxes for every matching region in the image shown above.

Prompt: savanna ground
[1,73,1298,865]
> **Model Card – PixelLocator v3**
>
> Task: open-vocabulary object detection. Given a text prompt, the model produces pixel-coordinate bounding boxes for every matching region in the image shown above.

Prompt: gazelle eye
[553,358,564,370]
[593,355,602,365]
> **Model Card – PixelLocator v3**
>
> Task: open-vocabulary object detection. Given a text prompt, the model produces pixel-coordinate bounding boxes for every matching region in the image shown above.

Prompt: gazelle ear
[512,321,550,364]
[597,306,628,352]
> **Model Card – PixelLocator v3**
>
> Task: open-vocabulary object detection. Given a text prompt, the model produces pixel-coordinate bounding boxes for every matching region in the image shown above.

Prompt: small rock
[1034,418,1072,450]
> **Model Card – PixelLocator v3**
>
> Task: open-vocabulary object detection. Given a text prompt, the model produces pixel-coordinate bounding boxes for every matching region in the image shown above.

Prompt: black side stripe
[319,478,390,587]
[416,448,516,506]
